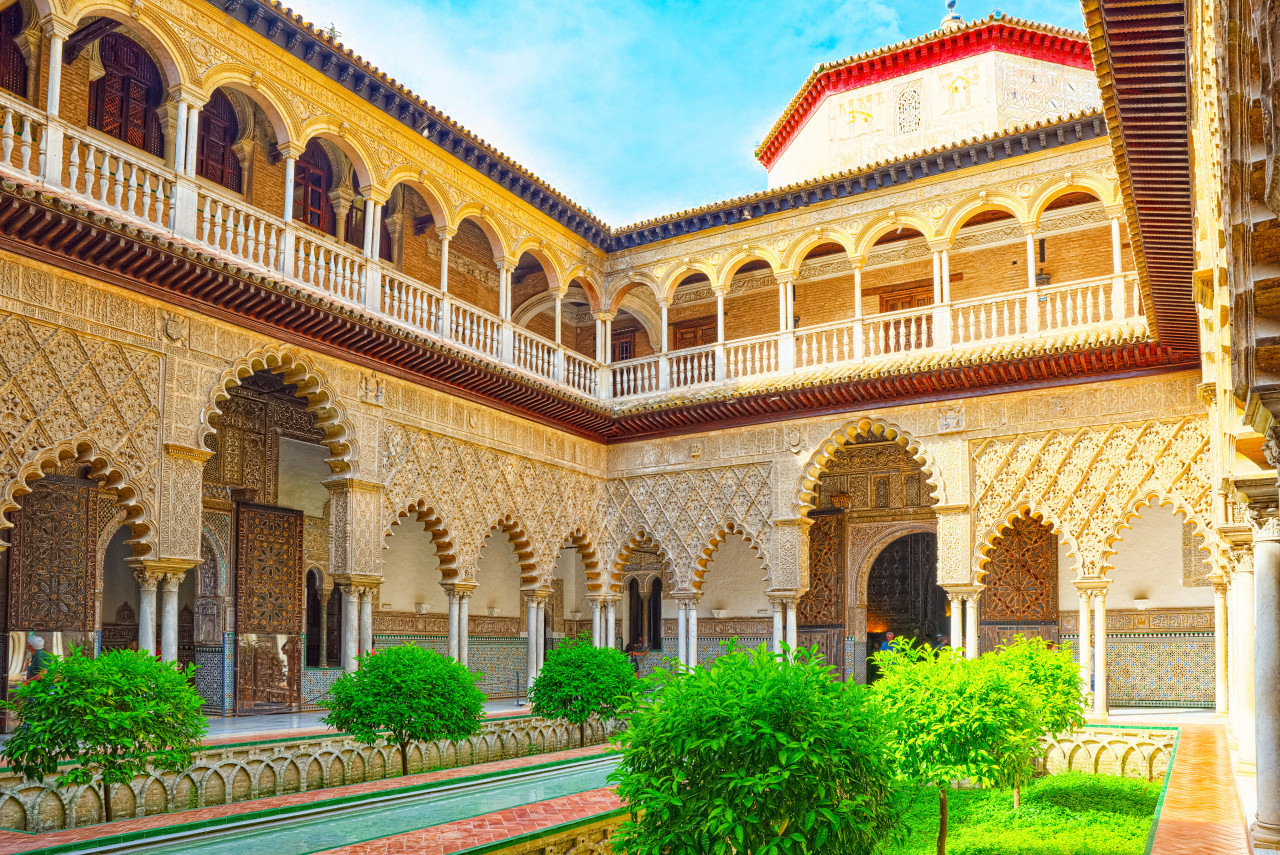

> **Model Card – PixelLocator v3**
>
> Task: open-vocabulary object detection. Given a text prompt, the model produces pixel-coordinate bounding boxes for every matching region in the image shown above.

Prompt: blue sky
[287,0,1090,226]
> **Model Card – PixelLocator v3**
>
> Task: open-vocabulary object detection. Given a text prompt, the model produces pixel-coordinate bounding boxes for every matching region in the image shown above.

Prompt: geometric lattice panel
[982,512,1058,621]
[8,475,98,632]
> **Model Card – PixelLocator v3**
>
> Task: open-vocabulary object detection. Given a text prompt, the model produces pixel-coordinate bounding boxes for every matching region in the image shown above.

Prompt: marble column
[785,600,798,656]
[605,600,616,651]
[459,591,471,668]
[535,598,547,669]
[1211,576,1229,715]
[1093,588,1109,716]
[687,599,700,670]
[676,601,688,667]
[964,595,979,659]
[527,595,539,685]
[341,585,358,672]
[359,588,373,657]
[1242,538,1261,768]
[135,571,158,657]
[1078,587,1092,696]
[590,599,602,647]
[447,590,460,661]
[772,600,784,654]
[948,594,962,651]
[1255,519,1280,847]
[159,574,181,663]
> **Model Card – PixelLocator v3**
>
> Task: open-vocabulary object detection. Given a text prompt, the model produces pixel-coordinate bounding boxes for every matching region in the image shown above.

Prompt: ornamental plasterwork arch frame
[793,417,946,518]
[196,67,297,146]
[64,2,194,90]
[559,526,603,596]
[561,266,605,313]
[851,211,936,263]
[296,120,377,190]
[782,227,858,271]
[974,498,1077,583]
[510,238,565,293]
[387,499,459,584]
[0,437,157,558]
[197,345,358,476]
[658,260,717,305]
[609,528,674,593]
[850,520,937,640]
[513,280,604,327]
[939,192,1030,244]
[476,514,539,592]
[1098,488,1213,577]
[605,274,661,313]
[453,203,513,262]
[381,168,452,229]
[1027,174,1121,226]
[715,247,783,294]
[693,518,771,594]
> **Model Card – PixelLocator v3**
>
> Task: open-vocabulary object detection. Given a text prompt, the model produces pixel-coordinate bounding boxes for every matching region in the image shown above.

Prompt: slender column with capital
[1212,576,1229,715]
[172,100,189,176]
[676,601,688,667]
[135,571,158,657]
[1078,588,1092,695]
[362,197,377,258]
[535,598,546,668]
[447,590,460,661]
[184,105,200,176]
[359,588,373,657]
[948,594,962,651]
[941,249,951,302]
[526,596,539,684]
[45,30,65,117]
[1025,228,1040,332]
[590,599,602,647]
[772,600,784,654]
[341,585,358,672]
[964,595,979,659]
[1241,533,1261,768]
[932,249,942,304]
[714,291,726,381]
[1093,589,1109,715]
[438,232,452,336]
[159,575,181,663]
[785,600,798,656]
[606,600,616,651]
[459,592,471,668]
[687,599,699,669]
[281,155,297,276]
[1255,522,1280,847]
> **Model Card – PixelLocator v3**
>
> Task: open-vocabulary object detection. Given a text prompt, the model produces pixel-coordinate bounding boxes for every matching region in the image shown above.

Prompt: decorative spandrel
[9,476,99,633]
[235,504,304,636]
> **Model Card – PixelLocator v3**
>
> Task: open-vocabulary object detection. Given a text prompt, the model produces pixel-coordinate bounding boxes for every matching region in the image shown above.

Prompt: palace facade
[0,0,1271,843]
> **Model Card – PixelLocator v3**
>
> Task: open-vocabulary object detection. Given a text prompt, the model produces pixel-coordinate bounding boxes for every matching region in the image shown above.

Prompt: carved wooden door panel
[234,503,303,715]
[798,512,844,674]
[8,475,99,636]
[978,512,1059,654]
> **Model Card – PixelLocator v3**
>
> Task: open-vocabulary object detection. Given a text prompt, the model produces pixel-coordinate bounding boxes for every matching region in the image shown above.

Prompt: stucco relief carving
[971,417,1213,579]
[379,421,607,589]
[602,463,774,592]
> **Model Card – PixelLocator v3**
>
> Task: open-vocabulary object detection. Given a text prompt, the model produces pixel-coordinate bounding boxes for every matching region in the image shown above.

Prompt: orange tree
[528,635,635,747]
[611,642,904,855]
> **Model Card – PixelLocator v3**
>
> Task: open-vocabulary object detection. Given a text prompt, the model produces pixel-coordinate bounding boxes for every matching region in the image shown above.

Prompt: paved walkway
[314,788,622,854]
[1148,724,1251,855]
[0,745,608,855]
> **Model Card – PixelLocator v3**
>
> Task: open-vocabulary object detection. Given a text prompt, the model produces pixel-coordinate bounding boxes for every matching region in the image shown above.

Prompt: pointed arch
[851,211,934,262]
[794,417,945,517]
[694,519,769,593]
[197,345,357,476]
[784,227,858,271]
[390,500,458,583]
[0,437,156,558]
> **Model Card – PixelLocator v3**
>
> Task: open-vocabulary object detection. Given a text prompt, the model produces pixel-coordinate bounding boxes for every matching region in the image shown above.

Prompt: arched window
[648,578,663,651]
[196,89,242,193]
[294,139,335,235]
[88,32,164,157]
[0,3,28,98]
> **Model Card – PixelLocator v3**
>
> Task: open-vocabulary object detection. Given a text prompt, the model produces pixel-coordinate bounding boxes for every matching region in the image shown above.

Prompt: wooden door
[235,503,304,714]
[672,317,716,350]
[798,512,845,675]
[8,475,99,637]
[881,288,933,313]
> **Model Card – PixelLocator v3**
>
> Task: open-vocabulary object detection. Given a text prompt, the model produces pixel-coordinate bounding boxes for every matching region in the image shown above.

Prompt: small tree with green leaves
[528,635,634,747]
[871,640,1037,855]
[322,644,484,777]
[612,642,904,855]
[2,647,207,824]
[991,635,1087,807]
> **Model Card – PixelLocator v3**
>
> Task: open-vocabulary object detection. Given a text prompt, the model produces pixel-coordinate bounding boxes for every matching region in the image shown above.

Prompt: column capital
[360,186,390,205]
[591,310,617,322]
[129,558,197,589]
[765,589,802,605]
[774,269,797,285]
[322,476,384,494]
[163,442,214,464]
[523,590,551,606]
[166,85,208,110]
[276,141,307,161]
[1206,572,1229,594]
[40,14,78,40]
[1073,577,1111,592]
[435,224,457,241]
[926,239,953,252]
[1246,501,1280,543]
[332,573,382,590]
[1022,223,1038,236]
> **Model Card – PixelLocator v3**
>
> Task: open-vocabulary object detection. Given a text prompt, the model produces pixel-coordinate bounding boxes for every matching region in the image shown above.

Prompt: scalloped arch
[974,499,1076,581]
[0,438,157,557]
[197,346,357,476]
[562,527,604,594]
[693,519,769,593]
[1098,489,1212,576]
[610,529,673,590]
[477,515,538,590]
[390,500,458,582]
[794,417,945,517]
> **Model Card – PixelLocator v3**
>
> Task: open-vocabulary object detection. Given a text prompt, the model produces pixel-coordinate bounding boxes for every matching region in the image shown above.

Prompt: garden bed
[884,772,1163,855]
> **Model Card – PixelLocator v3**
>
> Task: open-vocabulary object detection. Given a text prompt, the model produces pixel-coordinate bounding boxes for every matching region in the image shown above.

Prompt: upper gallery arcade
[0,0,1171,440]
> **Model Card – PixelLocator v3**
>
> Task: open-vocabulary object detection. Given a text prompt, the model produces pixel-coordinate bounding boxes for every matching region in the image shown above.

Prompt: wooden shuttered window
[88,32,164,157]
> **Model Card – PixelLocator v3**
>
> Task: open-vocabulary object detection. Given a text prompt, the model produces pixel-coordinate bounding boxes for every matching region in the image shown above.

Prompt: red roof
[756,15,1094,170]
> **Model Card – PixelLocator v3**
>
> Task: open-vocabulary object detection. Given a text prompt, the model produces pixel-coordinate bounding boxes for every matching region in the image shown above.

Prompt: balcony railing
[0,89,1149,408]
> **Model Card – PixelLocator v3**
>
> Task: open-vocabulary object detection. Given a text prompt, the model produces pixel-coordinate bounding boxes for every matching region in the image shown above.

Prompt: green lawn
[883,773,1164,855]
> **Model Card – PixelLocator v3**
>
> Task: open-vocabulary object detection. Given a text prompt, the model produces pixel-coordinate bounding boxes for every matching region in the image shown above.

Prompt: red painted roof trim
[757,23,1094,170]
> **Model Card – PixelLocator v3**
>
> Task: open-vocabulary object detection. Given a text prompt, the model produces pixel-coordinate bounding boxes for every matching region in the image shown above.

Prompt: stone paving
[0,745,609,855]
[313,788,623,854]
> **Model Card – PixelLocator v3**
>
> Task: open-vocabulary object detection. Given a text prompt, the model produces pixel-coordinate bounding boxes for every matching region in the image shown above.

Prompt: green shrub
[2,647,207,823]
[322,644,484,776]
[528,635,634,747]
[612,642,904,855]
